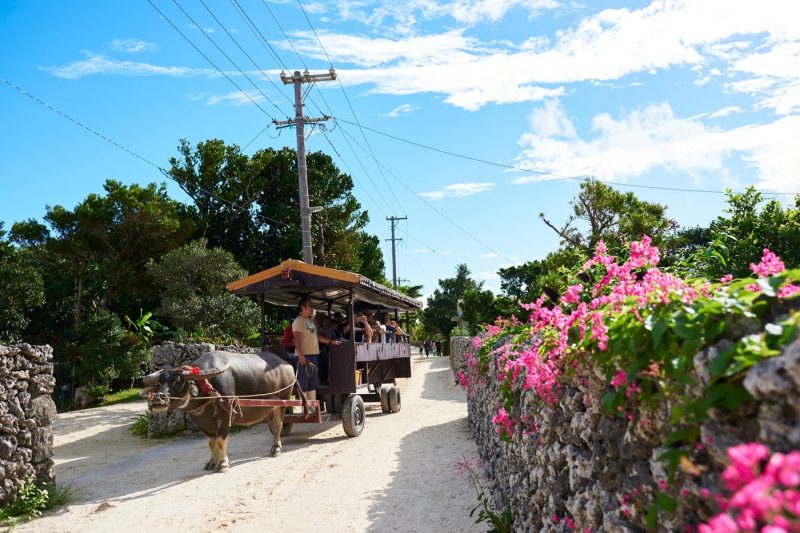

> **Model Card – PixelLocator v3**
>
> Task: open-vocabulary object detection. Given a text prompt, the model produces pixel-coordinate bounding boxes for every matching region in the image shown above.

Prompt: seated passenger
[389,320,405,342]
[354,312,373,343]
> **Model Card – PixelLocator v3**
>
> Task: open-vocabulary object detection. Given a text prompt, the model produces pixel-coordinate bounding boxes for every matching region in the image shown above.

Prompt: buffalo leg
[205,437,218,471]
[269,407,284,457]
[217,436,230,473]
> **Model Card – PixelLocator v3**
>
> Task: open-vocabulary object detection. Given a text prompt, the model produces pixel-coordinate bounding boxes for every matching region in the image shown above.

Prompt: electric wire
[0,76,290,229]
[145,0,276,119]
[168,0,287,117]
[228,0,291,75]
[243,126,268,151]
[337,120,515,264]
[295,0,406,213]
[262,0,308,70]
[332,117,800,197]
[197,0,294,115]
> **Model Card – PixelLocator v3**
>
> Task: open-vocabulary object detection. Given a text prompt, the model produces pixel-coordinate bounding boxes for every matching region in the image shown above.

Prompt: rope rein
[157,360,317,402]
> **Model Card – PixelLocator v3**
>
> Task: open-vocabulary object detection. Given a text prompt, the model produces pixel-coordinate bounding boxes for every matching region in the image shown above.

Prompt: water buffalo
[143,350,297,472]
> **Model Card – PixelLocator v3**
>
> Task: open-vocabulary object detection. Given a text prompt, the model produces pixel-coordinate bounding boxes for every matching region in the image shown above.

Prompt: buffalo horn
[142,370,163,386]
[180,362,231,381]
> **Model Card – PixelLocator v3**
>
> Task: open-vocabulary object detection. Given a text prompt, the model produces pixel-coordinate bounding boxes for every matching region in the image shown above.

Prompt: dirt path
[17,356,484,533]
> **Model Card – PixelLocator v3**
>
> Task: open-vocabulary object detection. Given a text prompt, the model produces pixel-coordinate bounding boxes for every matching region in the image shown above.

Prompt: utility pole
[386,216,407,289]
[274,68,336,264]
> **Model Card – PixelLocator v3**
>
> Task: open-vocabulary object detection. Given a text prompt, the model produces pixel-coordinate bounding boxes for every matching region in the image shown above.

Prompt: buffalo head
[143,363,230,413]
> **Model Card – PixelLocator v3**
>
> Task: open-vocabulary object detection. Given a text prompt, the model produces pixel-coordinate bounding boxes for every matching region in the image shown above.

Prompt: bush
[0,478,72,525]
[129,412,149,437]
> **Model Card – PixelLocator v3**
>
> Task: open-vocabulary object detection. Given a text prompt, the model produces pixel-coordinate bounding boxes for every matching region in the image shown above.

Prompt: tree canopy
[167,139,385,279]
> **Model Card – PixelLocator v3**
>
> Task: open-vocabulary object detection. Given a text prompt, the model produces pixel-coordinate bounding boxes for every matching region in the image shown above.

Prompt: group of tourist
[281,297,411,402]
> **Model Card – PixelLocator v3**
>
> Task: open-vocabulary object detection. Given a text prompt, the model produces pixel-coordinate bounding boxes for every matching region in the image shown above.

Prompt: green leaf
[664,427,698,447]
[655,491,678,512]
[673,313,701,340]
[651,317,668,349]
[709,383,752,410]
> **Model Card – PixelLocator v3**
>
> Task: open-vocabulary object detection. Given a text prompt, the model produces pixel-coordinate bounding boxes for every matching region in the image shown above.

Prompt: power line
[168,0,286,117]
[228,0,291,76]
[337,120,516,264]
[295,0,407,213]
[332,117,800,197]
[262,0,308,70]
[0,76,291,230]
[145,0,276,119]
[196,0,293,116]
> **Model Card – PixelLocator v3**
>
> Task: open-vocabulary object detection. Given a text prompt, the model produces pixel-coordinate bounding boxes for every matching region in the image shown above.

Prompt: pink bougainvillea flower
[720,274,733,283]
[562,283,584,304]
[610,371,627,388]
[777,284,800,299]
[749,249,785,277]
[698,513,738,533]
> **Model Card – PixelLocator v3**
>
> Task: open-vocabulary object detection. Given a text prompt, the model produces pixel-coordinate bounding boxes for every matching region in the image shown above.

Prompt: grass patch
[98,388,143,407]
[0,478,74,526]
[129,412,149,437]
[128,412,175,440]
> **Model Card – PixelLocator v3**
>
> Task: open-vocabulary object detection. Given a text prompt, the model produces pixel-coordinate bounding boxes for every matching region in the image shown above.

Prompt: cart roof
[226,259,422,312]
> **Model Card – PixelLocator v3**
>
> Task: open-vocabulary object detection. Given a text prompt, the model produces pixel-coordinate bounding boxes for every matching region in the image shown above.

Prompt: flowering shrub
[460,239,800,526]
[699,443,800,532]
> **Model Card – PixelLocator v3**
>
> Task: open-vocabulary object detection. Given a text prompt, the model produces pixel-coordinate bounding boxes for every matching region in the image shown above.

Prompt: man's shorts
[289,354,320,391]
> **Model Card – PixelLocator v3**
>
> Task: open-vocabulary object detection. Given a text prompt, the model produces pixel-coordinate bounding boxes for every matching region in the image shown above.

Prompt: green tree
[690,187,800,278]
[62,309,150,389]
[539,178,672,255]
[422,264,483,338]
[147,239,259,341]
[0,223,44,343]
[12,180,193,327]
[167,139,384,277]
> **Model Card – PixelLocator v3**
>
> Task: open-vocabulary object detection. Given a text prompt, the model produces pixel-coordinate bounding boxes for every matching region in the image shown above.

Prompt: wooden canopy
[226,259,422,313]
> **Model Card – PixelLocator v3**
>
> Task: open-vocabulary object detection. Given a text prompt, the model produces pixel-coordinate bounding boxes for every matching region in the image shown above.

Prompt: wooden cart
[227,259,422,437]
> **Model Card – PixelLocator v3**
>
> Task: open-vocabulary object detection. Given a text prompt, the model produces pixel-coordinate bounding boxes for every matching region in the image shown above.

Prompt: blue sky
[2,0,799,303]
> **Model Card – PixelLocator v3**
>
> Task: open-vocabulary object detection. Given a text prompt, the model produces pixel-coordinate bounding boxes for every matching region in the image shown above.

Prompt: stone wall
[0,344,56,506]
[452,328,800,532]
[147,342,258,436]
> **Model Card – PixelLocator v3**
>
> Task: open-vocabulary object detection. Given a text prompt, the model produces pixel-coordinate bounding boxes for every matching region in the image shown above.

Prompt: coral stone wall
[0,344,56,505]
[452,333,800,532]
[147,342,259,436]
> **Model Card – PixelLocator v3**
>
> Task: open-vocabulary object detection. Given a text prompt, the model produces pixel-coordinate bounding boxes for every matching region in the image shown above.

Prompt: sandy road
[16,356,484,533]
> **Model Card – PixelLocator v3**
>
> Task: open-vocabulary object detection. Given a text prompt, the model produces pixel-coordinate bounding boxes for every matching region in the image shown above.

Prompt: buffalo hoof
[216,463,229,473]
[270,445,282,457]
[204,460,214,471]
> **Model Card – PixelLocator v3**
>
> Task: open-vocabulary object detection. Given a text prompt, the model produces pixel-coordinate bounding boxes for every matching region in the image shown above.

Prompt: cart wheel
[341,394,365,437]
[388,385,401,413]
[380,384,391,413]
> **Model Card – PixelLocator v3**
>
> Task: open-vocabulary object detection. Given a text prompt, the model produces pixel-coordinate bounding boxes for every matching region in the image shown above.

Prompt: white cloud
[207,90,265,106]
[481,252,499,258]
[330,0,560,33]
[515,100,800,192]
[383,103,418,117]
[420,182,495,199]
[290,1,800,110]
[529,99,575,138]
[110,38,155,53]
[728,41,800,115]
[42,52,214,79]
[708,106,741,118]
